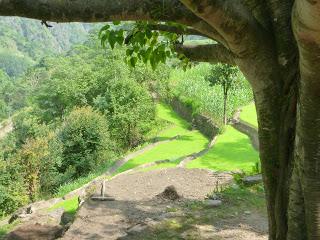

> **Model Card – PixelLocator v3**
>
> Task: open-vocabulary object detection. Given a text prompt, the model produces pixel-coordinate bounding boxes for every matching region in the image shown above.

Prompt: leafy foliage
[16,137,51,201]
[206,64,240,91]
[206,64,242,124]
[170,63,253,128]
[57,107,114,179]
[0,17,93,77]
[12,108,49,147]
[99,21,190,70]
[94,77,156,149]
[0,157,28,216]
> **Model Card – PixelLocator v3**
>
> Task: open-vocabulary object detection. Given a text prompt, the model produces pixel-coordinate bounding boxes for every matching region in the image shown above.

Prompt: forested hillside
[0,17,93,77]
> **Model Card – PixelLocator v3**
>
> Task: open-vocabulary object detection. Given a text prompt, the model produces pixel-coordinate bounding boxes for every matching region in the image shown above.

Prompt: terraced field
[118,102,259,174]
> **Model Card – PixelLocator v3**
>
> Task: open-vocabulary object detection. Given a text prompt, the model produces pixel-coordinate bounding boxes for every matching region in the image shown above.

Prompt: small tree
[17,137,50,201]
[58,107,114,179]
[206,64,239,125]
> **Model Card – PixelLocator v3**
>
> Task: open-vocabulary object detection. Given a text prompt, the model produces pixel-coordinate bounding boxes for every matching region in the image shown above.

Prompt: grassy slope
[115,103,209,173]
[187,126,259,173]
[48,197,79,215]
[240,103,258,128]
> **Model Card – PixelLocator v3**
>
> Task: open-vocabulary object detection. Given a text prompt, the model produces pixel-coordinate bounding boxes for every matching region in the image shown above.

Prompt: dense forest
[0,19,253,217]
[0,17,92,77]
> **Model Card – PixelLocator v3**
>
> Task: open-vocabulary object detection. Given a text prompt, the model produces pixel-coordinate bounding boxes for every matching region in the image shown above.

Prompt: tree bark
[289,1,320,239]
[175,44,236,65]
[223,92,227,125]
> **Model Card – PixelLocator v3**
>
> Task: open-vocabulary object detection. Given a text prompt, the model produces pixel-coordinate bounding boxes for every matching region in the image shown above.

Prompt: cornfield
[170,63,253,127]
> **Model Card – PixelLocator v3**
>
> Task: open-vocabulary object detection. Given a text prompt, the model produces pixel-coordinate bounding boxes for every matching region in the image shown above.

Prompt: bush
[94,78,156,149]
[12,107,49,147]
[57,106,114,179]
[0,157,28,216]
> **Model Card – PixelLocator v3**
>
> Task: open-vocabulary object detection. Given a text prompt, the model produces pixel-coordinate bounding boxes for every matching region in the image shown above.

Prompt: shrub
[94,78,156,149]
[16,137,51,201]
[57,106,114,179]
[12,107,49,147]
[0,157,28,216]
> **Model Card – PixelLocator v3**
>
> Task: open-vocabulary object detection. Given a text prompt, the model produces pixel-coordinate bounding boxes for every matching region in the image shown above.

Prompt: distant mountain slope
[0,17,93,77]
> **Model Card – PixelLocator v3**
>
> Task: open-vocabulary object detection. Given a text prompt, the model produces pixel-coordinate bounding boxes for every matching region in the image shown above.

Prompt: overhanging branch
[147,24,209,38]
[180,0,268,57]
[0,0,228,48]
[175,44,235,65]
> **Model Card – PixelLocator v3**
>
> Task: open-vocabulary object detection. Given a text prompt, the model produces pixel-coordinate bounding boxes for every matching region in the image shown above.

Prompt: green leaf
[108,31,117,49]
[130,57,138,67]
[99,25,110,37]
[145,29,152,39]
[126,49,134,56]
[135,32,146,46]
[113,20,121,25]
[100,31,110,48]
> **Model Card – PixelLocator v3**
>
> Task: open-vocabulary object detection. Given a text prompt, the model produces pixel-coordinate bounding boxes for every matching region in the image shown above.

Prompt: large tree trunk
[286,1,320,239]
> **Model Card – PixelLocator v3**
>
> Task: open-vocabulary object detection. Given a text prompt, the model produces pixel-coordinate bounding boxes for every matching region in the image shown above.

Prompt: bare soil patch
[62,168,267,240]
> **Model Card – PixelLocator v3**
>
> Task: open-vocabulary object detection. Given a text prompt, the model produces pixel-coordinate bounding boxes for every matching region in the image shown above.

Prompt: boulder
[205,199,222,207]
[156,185,181,201]
[126,224,147,234]
[5,224,64,240]
[243,174,262,185]
[60,212,74,226]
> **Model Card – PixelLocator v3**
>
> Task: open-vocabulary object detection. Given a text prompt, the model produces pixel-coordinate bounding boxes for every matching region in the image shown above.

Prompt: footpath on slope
[62,168,239,240]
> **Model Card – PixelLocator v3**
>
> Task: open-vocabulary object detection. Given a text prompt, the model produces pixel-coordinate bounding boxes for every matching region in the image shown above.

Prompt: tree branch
[0,0,202,24]
[147,24,208,38]
[175,44,235,65]
[0,0,228,47]
[180,0,269,57]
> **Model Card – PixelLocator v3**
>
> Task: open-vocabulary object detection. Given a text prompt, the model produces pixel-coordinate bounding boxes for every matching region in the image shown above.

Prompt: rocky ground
[4,168,267,240]
[61,168,267,240]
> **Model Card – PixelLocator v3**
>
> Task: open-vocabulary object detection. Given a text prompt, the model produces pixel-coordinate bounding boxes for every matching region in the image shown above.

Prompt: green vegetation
[240,103,258,128]
[116,103,209,173]
[187,126,259,173]
[170,64,253,128]
[0,35,170,216]
[57,107,114,179]
[48,197,78,215]
[0,17,93,77]
[53,163,110,198]
[0,20,257,221]
[0,220,21,238]
[206,63,241,125]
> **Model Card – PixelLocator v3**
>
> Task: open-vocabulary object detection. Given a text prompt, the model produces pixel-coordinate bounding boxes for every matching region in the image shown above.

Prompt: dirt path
[62,168,267,240]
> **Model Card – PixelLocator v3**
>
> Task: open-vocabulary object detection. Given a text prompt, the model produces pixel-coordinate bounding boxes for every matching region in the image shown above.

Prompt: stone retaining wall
[230,108,259,151]
[170,97,220,139]
[232,120,259,151]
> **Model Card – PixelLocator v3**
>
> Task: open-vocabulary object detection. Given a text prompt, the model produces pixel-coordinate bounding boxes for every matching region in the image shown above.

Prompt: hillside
[0,17,94,77]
